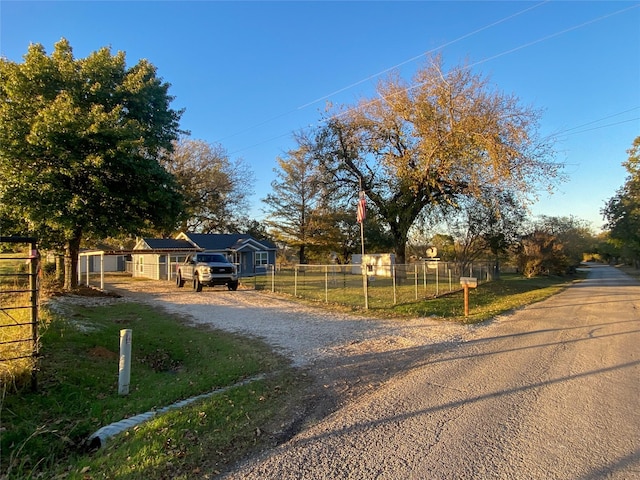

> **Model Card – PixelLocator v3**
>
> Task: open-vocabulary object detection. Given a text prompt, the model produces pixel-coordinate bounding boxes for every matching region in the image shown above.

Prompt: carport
[79,247,200,290]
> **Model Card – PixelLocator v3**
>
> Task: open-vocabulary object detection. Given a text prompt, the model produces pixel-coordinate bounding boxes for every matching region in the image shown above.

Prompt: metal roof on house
[142,238,196,250]
[178,233,276,251]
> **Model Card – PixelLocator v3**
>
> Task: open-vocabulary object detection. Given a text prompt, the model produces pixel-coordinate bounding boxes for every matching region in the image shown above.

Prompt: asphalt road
[223,264,640,479]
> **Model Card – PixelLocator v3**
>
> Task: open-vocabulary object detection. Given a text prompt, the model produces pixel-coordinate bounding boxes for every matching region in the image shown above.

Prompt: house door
[241,253,251,276]
[159,255,168,280]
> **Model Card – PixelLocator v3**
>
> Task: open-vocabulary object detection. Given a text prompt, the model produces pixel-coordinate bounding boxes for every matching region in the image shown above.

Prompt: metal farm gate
[0,236,40,390]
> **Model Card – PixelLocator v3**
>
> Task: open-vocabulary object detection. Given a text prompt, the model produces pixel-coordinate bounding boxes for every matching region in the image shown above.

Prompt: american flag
[357,191,366,223]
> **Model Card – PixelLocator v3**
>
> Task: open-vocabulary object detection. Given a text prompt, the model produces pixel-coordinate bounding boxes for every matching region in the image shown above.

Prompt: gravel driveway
[88,277,487,416]
[101,277,477,368]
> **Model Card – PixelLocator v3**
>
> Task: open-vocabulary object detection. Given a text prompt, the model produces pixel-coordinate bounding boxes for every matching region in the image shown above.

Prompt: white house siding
[131,253,187,281]
[132,254,162,280]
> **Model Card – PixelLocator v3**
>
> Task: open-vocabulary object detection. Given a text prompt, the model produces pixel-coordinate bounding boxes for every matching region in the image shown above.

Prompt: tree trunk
[390,231,409,284]
[493,253,501,280]
[389,222,408,265]
[55,254,64,283]
[63,233,82,290]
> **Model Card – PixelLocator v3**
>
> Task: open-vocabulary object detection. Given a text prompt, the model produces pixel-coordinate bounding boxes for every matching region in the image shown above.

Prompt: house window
[255,251,268,265]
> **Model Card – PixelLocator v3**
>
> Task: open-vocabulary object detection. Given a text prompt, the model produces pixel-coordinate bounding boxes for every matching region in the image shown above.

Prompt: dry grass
[0,254,39,389]
[1,297,38,388]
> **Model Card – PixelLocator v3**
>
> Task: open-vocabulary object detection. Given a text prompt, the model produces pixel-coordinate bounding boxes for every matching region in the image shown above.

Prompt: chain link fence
[79,256,496,311]
[249,261,494,309]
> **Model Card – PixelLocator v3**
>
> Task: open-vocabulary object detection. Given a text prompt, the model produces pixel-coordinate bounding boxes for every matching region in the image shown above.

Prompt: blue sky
[2,1,639,232]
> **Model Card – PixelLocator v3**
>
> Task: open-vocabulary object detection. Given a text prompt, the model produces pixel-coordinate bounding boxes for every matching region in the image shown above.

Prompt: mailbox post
[459,277,478,317]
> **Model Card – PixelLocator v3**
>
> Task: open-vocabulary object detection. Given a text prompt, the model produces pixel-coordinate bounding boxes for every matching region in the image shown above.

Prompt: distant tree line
[2,39,629,290]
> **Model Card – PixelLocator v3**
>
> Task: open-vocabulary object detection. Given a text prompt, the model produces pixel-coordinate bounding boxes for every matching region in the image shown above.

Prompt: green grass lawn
[387,273,577,323]
[1,271,582,479]
[261,271,579,323]
[1,298,307,479]
[254,266,473,310]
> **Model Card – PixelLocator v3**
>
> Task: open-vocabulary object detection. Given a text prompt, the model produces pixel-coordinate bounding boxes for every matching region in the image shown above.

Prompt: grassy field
[252,264,488,310]
[386,273,576,322]
[1,270,583,479]
[0,293,35,387]
[254,270,576,323]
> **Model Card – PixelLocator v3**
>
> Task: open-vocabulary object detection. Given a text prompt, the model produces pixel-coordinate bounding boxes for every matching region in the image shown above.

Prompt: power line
[558,117,640,138]
[297,1,551,110]
[467,3,640,70]
[330,3,640,125]
[227,3,639,156]
[556,107,640,135]
[219,1,549,147]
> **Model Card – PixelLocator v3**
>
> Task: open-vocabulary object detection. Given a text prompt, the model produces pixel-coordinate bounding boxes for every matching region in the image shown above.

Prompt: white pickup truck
[176,253,239,292]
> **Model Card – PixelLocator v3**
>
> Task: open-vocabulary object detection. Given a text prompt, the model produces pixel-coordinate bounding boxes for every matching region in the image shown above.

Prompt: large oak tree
[313,56,562,264]
[0,39,184,289]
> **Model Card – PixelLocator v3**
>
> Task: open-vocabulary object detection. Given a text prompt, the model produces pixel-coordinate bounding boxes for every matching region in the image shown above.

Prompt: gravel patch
[80,278,478,368]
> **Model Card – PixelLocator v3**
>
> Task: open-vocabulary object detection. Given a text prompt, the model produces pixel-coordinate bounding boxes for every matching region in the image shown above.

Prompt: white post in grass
[100,252,105,291]
[118,329,132,395]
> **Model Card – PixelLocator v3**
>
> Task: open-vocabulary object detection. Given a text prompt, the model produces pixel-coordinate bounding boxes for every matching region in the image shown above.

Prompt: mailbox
[459,277,478,288]
[460,277,477,317]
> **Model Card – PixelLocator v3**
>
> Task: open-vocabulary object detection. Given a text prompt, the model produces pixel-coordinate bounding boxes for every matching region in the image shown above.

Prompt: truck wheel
[193,276,203,292]
[176,272,184,288]
[228,280,239,291]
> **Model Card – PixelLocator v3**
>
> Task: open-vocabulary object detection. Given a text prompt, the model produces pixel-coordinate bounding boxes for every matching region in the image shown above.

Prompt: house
[176,233,277,277]
[132,233,277,280]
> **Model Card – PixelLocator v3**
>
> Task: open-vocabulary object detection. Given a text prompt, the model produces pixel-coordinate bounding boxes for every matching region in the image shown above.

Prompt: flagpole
[358,179,368,310]
[360,212,368,310]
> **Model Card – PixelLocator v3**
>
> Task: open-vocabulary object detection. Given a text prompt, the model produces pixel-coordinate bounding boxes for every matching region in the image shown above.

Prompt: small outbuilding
[131,238,198,280]
[351,253,396,277]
